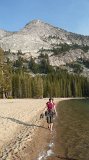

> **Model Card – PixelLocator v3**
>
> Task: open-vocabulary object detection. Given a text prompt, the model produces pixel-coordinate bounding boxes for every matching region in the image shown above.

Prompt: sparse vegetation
[82,60,89,68]
[38,43,89,56]
[67,62,83,74]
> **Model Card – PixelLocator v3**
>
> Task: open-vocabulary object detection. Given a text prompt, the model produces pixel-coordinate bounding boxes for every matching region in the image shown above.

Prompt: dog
[40,113,44,119]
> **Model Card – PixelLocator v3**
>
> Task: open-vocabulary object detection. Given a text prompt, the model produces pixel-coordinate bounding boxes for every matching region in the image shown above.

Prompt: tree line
[10,69,89,98]
[0,48,89,98]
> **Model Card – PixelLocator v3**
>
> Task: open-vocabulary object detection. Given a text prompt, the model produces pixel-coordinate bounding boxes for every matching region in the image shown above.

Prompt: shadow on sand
[0,116,47,129]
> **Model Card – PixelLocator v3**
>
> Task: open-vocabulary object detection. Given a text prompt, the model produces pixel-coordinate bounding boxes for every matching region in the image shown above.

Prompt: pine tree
[32,75,43,98]
[0,48,12,98]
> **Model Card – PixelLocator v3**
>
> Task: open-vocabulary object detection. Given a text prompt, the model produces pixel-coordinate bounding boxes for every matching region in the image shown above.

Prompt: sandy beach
[0,98,65,160]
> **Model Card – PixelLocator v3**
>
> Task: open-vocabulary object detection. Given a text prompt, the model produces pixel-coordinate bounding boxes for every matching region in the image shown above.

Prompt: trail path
[0,98,69,160]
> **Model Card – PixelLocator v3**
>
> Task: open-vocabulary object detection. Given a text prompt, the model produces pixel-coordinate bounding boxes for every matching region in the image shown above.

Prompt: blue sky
[0,0,89,35]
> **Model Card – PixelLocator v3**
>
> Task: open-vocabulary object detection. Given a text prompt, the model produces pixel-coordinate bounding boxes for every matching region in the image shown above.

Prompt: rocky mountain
[0,19,89,53]
[0,19,89,76]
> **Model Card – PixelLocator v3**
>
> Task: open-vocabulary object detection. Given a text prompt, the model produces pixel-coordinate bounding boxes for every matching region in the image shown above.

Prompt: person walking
[45,98,57,131]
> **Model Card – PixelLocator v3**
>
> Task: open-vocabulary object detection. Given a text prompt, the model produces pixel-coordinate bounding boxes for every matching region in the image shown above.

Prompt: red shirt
[46,102,55,111]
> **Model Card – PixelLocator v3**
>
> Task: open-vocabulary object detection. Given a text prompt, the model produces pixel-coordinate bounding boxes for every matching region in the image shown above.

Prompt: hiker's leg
[49,115,53,131]
[48,123,50,129]
[47,117,50,129]
[50,123,53,131]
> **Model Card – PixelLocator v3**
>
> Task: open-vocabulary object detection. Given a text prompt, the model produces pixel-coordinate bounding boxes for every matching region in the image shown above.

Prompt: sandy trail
[0,98,64,160]
[0,98,77,159]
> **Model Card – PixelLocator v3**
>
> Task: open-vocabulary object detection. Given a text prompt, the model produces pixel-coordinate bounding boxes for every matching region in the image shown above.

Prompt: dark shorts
[46,111,55,124]
[47,115,53,123]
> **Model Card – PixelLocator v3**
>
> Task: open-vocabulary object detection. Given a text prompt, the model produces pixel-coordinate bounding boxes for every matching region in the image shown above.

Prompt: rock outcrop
[0,19,89,76]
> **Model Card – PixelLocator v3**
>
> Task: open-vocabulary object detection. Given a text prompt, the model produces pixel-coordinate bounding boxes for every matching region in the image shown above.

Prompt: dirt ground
[13,120,52,159]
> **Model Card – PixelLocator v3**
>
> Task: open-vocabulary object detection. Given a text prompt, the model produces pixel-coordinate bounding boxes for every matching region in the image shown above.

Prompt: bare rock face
[0,29,12,39]
[0,19,89,69]
[0,19,89,54]
[0,20,59,54]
